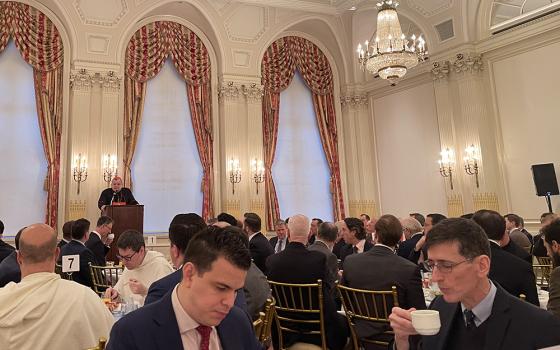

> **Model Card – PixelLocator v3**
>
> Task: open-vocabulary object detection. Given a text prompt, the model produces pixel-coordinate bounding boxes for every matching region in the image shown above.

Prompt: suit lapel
[428,299,458,350]
[152,292,182,349]
[483,286,511,350]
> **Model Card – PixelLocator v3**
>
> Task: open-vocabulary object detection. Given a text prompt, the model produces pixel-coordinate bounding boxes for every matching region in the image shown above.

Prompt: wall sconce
[251,158,265,194]
[73,153,88,195]
[438,148,454,190]
[102,154,118,187]
[228,158,241,194]
[464,144,480,188]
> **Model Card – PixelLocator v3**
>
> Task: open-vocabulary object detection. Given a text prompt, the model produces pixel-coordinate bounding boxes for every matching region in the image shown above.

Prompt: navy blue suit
[59,240,96,288]
[0,251,20,287]
[397,233,423,259]
[106,290,262,350]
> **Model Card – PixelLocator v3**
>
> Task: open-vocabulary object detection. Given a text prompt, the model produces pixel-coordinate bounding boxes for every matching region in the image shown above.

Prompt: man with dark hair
[105,230,173,306]
[360,213,371,225]
[409,213,425,227]
[217,212,238,227]
[504,213,531,253]
[59,218,97,288]
[390,218,560,350]
[343,215,425,347]
[0,219,15,263]
[543,219,560,318]
[57,220,73,249]
[107,226,261,350]
[308,222,339,292]
[0,224,113,349]
[270,219,289,253]
[339,217,374,263]
[243,212,273,273]
[472,210,538,306]
[86,216,113,266]
[0,227,24,287]
[308,218,324,245]
[145,213,207,305]
[409,213,447,264]
[533,212,557,257]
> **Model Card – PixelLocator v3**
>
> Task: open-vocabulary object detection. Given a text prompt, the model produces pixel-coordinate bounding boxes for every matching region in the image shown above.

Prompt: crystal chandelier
[357,0,428,85]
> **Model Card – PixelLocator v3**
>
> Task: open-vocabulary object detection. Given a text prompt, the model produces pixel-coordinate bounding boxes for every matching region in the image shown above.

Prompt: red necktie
[196,325,212,350]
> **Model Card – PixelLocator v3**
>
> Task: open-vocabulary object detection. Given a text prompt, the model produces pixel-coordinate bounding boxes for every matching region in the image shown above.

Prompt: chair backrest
[253,312,265,340]
[268,280,326,350]
[55,263,73,281]
[89,263,123,295]
[533,264,553,288]
[337,284,399,347]
[537,256,553,266]
[259,297,276,345]
[85,337,107,350]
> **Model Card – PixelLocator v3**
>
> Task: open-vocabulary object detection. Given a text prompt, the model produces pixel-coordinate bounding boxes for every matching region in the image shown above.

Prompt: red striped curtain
[0,2,64,228]
[261,36,345,229]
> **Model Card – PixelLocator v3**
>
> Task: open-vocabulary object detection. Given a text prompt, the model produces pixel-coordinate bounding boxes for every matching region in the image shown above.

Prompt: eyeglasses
[422,258,472,273]
[117,251,137,262]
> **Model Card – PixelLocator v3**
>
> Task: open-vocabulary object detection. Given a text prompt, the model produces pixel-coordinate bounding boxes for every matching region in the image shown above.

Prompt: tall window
[273,71,333,221]
[0,41,47,235]
[132,60,203,232]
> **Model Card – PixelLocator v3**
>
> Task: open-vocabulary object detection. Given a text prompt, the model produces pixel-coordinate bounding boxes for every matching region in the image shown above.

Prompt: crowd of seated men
[0,208,559,349]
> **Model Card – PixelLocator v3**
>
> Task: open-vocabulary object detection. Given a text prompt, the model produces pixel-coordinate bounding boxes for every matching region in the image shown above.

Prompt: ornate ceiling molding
[407,0,453,17]
[431,60,450,81]
[452,53,483,74]
[74,0,128,27]
[70,69,121,91]
[218,81,264,102]
[340,95,368,108]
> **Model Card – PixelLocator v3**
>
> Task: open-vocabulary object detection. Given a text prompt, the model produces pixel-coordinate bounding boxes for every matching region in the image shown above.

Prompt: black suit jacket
[249,232,273,273]
[489,243,538,306]
[397,233,423,259]
[98,187,138,209]
[419,284,560,350]
[502,239,532,264]
[0,251,20,287]
[339,240,374,264]
[107,290,261,350]
[342,245,426,339]
[85,232,109,266]
[59,240,97,288]
[332,239,345,259]
[0,239,15,263]
[307,240,338,292]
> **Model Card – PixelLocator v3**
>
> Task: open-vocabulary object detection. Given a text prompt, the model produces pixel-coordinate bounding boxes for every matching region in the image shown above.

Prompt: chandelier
[357,0,428,85]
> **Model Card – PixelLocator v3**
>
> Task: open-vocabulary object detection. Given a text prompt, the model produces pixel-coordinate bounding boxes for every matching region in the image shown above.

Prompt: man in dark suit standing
[266,214,348,350]
[397,216,424,259]
[390,218,560,350]
[59,218,97,288]
[106,226,262,350]
[472,210,538,306]
[57,220,73,251]
[269,219,289,253]
[85,216,113,266]
[243,212,273,273]
[0,227,23,287]
[339,217,374,264]
[343,215,425,346]
[0,219,15,263]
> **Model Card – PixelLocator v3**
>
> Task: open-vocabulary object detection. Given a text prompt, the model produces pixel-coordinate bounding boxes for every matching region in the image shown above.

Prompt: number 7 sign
[62,254,80,273]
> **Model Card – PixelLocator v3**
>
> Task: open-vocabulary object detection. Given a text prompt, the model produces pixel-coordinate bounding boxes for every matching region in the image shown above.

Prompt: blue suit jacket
[107,290,262,350]
[59,240,96,288]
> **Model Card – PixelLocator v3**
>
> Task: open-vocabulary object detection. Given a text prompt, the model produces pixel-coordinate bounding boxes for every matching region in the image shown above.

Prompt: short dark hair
[312,218,324,224]
[543,218,560,246]
[410,213,425,227]
[541,212,555,220]
[425,218,491,260]
[170,213,205,229]
[360,214,371,221]
[96,216,113,227]
[460,213,474,220]
[62,220,74,240]
[244,212,261,232]
[169,224,204,254]
[317,222,338,243]
[427,213,447,226]
[375,214,403,247]
[117,230,145,252]
[14,226,25,250]
[275,219,286,227]
[71,218,90,240]
[472,210,506,241]
[217,212,238,226]
[0,219,4,234]
[184,226,251,274]
[504,214,521,227]
[344,217,366,240]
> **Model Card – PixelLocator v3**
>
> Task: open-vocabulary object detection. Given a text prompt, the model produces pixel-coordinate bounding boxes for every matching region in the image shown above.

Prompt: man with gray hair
[269,219,289,253]
[308,222,339,292]
[397,216,424,259]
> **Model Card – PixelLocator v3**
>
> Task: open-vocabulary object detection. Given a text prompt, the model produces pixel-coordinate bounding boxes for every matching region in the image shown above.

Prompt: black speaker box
[531,163,559,196]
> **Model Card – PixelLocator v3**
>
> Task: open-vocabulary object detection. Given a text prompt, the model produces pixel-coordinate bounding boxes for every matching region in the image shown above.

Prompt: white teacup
[108,233,115,240]
[411,310,441,336]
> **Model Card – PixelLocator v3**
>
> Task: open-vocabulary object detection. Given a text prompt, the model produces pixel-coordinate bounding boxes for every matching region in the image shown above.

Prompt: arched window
[491,0,560,27]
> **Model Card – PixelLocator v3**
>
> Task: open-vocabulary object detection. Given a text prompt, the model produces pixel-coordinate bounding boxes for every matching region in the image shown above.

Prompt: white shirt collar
[71,239,86,246]
[248,232,260,241]
[411,231,423,238]
[354,239,366,253]
[92,231,102,240]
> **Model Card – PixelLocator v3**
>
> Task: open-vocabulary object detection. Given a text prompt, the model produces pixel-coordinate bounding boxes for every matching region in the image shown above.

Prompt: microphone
[110,191,117,205]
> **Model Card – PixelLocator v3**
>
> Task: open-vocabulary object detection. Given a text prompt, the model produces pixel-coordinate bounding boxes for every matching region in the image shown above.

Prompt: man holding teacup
[389,218,560,350]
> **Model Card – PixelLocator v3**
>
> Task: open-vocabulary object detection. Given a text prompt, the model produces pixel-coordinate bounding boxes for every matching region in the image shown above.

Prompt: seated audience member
[390,218,560,350]
[266,214,348,350]
[339,217,374,263]
[534,212,558,257]
[397,217,424,259]
[365,217,377,243]
[145,214,206,304]
[86,216,113,266]
[106,226,261,350]
[57,220,73,250]
[343,215,425,347]
[409,213,447,264]
[270,219,289,253]
[472,210,538,306]
[519,216,534,245]
[0,219,15,263]
[59,218,97,288]
[333,220,346,259]
[217,212,238,227]
[105,230,173,305]
[0,227,24,287]
[308,218,323,245]
[499,225,532,264]
[505,213,532,254]
[308,222,339,292]
[543,218,560,318]
[243,212,273,273]
[0,224,113,349]
[409,213,425,227]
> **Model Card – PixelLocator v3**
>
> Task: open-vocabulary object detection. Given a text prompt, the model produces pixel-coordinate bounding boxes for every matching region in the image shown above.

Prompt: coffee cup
[411,310,441,335]
[108,233,115,240]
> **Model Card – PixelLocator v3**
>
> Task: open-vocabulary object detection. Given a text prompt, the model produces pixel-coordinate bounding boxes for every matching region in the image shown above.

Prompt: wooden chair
[520,294,526,301]
[537,256,553,266]
[257,297,276,346]
[89,263,123,295]
[253,312,265,340]
[268,280,327,350]
[533,264,553,289]
[86,337,107,350]
[55,263,73,281]
[337,284,399,349]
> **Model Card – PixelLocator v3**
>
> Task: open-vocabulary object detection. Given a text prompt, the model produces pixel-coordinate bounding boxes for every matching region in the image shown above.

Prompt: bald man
[0,224,114,350]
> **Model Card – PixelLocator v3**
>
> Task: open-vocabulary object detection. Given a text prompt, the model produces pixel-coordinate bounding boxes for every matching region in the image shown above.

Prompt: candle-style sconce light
[73,153,88,194]
[438,148,455,190]
[228,158,241,195]
[464,144,480,188]
[102,154,118,187]
[251,158,265,194]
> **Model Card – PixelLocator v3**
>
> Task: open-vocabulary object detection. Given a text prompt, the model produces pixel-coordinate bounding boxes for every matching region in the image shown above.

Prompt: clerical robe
[114,250,173,305]
[0,272,114,350]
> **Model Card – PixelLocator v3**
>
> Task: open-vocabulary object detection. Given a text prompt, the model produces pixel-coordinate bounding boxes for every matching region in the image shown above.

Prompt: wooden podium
[102,205,144,263]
